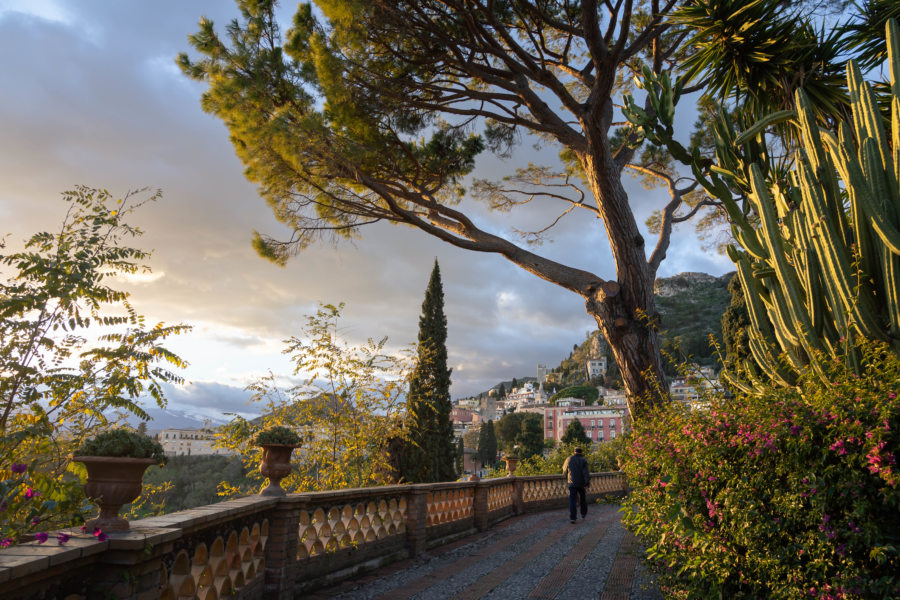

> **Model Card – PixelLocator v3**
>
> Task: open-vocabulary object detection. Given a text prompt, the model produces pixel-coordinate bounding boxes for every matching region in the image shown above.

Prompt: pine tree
[511,378,518,391]
[498,383,506,399]
[402,260,456,483]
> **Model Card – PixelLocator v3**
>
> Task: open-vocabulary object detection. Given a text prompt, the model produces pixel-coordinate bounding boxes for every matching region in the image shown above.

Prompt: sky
[0,1,734,424]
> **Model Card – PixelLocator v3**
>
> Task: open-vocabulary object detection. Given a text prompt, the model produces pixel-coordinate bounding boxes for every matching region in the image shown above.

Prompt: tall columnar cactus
[626,20,900,392]
[706,20,900,391]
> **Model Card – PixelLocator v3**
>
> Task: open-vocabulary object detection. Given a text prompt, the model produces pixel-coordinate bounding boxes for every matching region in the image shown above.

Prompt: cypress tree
[721,273,757,383]
[402,260,456,483]
[484,420,498,467]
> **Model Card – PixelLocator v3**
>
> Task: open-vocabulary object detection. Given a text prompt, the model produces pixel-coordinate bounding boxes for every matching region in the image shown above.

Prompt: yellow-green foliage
[0,187,188,544]
[215,303,408,496]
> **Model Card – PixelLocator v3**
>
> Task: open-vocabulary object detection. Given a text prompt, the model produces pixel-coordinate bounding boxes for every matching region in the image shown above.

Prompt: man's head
[574,447,583,455]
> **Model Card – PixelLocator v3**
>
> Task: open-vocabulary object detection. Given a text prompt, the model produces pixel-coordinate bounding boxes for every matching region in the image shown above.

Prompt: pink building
[450,406,475,425]
[544,406,625,443]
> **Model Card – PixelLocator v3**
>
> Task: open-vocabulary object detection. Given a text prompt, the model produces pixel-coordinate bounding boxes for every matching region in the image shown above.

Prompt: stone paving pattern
[308,504,663,600]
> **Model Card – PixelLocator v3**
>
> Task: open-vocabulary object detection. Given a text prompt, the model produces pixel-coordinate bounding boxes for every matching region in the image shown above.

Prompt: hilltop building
[157,427,235,457]
[585,357,608,380]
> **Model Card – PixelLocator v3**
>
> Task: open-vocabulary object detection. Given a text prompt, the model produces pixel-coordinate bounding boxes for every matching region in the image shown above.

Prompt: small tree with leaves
[515,416,545,460]
[0,186,188,543]
[217,303,408,494]
[561,420,591,446]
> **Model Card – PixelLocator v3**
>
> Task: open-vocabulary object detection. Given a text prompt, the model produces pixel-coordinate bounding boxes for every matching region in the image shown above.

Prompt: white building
[505,382,548,410]
[585,357,608,380]
[157,428,235,457]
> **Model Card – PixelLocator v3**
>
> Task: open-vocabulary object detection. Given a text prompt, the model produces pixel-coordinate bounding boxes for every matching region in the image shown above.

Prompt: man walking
[562,447,589,523]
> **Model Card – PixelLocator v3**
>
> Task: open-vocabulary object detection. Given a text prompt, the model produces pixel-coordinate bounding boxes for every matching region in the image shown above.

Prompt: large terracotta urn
[259,444,298,496]
[502,456,519,476]
[74,456,157,532]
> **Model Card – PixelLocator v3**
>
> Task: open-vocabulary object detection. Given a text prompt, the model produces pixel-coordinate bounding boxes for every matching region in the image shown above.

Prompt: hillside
[483,271,734,394]
[654,271,733,365]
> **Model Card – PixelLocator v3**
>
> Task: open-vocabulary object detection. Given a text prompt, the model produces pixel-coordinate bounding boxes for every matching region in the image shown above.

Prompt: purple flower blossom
[790,425,802,435]
[24,487,40,499]
[10,463,27,474]
[93,529,108,542]
[0,538,12,547]
[56,533,70,545]
[34,532,48,544]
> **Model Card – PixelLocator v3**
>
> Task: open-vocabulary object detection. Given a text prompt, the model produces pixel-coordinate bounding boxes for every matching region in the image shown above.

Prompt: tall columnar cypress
[721,273,757,384]
[403,260,456,483]
[476,419,498,468]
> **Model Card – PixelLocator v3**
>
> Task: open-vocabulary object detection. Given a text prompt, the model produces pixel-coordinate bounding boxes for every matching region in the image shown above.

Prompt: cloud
[0,1,731,403]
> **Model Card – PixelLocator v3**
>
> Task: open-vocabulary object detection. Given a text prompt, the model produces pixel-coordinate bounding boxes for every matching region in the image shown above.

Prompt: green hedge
[623,343,899,599]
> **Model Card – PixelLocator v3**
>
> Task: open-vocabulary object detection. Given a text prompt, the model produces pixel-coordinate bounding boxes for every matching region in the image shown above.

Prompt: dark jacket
[562,453,589,487]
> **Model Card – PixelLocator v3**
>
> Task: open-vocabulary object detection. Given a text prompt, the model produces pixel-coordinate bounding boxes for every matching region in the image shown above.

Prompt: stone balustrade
[0,472,626,600]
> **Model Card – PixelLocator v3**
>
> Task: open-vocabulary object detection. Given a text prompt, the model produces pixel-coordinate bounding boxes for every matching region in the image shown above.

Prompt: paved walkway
[308,505,663,600]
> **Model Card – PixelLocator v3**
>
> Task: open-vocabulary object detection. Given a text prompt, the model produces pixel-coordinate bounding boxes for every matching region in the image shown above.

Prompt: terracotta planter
[502,456,519,476]
[74,456,157,532]
[259,443,298,496]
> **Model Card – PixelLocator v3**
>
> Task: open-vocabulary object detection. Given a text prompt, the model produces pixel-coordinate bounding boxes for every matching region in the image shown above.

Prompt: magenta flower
[34,532,48,544]
[10,463,27,474]
[93,529,109,542]
[24,487,40,499]
[56,532,70,545]
[0,538,12,547]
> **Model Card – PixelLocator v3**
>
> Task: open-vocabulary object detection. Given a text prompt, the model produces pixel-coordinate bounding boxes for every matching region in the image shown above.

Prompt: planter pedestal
[74,456,157,532]
[259,444,298,496]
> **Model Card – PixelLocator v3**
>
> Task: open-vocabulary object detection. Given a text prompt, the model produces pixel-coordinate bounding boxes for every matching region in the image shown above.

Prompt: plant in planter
[502,445,520,477]
[253,427,300,496]
[73,429,167,532]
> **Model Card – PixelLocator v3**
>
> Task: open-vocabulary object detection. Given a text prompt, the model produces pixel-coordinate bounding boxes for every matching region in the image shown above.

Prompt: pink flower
[56,533,70,545]
[93,529,108,542]
[24,487,40,499]
[0,538,12,547]
[34,532,48,544]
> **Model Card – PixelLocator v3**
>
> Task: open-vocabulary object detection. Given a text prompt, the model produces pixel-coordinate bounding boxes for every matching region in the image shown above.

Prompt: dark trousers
[568,485,587,520]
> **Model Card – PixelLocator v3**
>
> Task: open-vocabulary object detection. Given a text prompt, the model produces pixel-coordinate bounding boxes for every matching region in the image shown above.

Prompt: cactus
[710,20,900,392]
[626,20,900,392]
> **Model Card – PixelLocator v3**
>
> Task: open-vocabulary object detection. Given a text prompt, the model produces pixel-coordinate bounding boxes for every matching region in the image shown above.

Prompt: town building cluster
[451,356,722,467]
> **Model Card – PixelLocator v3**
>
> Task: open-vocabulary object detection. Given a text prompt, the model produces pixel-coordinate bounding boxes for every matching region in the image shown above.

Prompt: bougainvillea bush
[622,342,898,599]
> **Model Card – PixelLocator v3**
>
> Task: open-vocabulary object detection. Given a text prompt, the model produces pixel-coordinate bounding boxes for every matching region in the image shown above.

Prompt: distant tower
[536,364,549,383]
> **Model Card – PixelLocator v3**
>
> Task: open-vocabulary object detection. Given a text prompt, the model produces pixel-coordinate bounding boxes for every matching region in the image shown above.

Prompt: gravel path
[310,505,663,600]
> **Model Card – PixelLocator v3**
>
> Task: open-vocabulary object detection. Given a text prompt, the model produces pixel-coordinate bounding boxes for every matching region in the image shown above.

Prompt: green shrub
[252,426,301,446]
[486,439,626,477]
[550,385,600,405]
[622,342,899,599]
[75,430,167,465]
